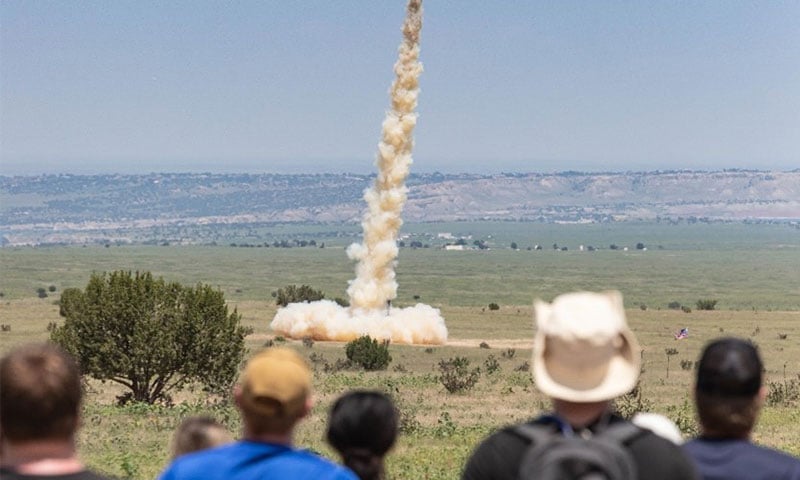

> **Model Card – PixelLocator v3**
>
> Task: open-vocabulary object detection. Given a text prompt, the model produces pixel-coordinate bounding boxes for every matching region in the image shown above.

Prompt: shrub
[345,335,391,371]
[479,341,490,349]
[48,285,57,292]
[680,359,694,371]
[639,304,647,311]
[488,303,500,311]
[667,301,682,310]
[514,361,530,372]
[333,297,350,307]
[438,357,480,393]
[501,348,516,359]
[614,381,654,419]
[696,299,718,310]
[274,284,325,307]
[50,270,249,404]
[37,287,48,299]
[302,336,314,348]
[484,354,500,375]
[681,306,692,313]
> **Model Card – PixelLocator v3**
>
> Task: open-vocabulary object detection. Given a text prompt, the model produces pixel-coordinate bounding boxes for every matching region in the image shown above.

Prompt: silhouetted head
[327,391,398,480]
[172,416,233,458]
[694,337,764,438]
[0,342,82,443]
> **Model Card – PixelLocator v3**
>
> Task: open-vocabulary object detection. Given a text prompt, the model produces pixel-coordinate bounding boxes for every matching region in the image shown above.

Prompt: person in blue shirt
[683,337,800,480]
[159,347,357,480]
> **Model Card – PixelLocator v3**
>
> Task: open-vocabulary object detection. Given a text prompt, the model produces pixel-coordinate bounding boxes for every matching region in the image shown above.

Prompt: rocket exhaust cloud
[270,0,447,345]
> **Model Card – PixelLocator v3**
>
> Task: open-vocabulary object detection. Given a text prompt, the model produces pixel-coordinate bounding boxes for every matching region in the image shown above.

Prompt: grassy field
[1,222,798,479]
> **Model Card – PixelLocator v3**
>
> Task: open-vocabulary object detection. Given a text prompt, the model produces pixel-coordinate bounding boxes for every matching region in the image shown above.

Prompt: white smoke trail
[271,0,447,345]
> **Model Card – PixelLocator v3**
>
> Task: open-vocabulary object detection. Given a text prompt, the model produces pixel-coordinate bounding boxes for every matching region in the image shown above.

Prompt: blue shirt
[159,440,358,480]
[684,437,800,480]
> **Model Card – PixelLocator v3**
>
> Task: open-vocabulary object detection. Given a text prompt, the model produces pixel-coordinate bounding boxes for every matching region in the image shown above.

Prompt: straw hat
[533,290,641,402]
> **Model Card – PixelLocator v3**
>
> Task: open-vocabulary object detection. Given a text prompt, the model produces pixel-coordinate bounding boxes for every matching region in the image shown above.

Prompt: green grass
[1,222,799,479]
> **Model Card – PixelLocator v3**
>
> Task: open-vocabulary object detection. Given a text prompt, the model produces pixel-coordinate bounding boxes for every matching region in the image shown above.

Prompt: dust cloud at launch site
[270,0,447,345]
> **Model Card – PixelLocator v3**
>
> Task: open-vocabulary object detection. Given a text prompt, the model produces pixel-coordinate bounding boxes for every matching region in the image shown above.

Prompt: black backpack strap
[595,421,646,446]
[513,422,559,447]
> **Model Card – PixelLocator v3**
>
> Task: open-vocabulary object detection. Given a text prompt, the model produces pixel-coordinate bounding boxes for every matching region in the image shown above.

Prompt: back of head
[532,290,641,404]
[237,347,312,435]
[694,337,763,437]
[172,416,233,458]
[0,343,82,442]
[327,390,398,480]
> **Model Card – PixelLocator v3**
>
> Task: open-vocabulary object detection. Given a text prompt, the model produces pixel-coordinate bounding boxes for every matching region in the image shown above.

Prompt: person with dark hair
[159,347,356,480]
[171,416,233,459]
[683,337,800,479]
[0,342,113,480]
[326,391,399,480]
[462,290,698,480]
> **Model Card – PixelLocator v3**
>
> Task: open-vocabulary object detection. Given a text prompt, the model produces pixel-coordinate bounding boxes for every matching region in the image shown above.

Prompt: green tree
[696,299,718,310]
[51,270,249,404]
[274,284,325,307]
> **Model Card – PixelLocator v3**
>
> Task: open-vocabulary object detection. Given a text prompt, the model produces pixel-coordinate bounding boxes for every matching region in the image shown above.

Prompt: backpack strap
[594,421,645,446]
[513,422,560,447]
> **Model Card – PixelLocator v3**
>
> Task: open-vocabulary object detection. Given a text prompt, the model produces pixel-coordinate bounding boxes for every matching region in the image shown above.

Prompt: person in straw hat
[159,347,357,480]
[462,290,698,480]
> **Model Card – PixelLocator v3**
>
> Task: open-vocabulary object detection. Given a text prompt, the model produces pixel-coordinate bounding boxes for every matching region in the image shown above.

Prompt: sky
[1,1,798,175]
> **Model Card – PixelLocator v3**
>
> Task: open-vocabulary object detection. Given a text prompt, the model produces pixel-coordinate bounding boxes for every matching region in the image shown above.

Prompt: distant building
[444,244,465,251]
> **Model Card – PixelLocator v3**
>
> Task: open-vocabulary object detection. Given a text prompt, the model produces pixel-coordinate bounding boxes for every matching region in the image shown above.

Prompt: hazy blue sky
[1,1,798,175]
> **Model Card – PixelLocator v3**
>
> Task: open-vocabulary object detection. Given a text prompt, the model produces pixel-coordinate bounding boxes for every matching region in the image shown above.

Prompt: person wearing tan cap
[462,290,698,480]
[159,347,357,480]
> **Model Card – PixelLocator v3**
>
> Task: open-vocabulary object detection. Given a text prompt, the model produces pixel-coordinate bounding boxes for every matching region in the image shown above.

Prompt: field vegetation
[0,222,798,479]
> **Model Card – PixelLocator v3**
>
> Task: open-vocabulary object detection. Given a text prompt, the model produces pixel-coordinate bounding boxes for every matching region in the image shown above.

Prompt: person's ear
[299,395,314,420]
[756,385,767,407]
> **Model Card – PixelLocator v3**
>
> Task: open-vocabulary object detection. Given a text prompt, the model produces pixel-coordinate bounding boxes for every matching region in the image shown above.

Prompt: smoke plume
[271,0,447,345]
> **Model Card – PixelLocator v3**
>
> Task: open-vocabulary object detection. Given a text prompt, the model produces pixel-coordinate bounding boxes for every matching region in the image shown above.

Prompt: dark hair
[326,391,398,480]
[694,337,763,437]
[0,343,82,442]
[172,416,233,458]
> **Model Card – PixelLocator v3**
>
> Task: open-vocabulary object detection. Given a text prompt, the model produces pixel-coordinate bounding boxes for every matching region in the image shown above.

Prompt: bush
[274,284,325,307]
[345,335,391,371]
[681,306,692,313]
[438,357,480,393]
[501,348,516,359]
[614,381,654,419]
[479,341,490,349]
[37,287,48,299]
[50,270,249,404]
[488,303,500,311]
[48,285,57,292]
[696,299,718,310]
[302,336,314,348]
[667,301,682,310]
[484,354,500,375]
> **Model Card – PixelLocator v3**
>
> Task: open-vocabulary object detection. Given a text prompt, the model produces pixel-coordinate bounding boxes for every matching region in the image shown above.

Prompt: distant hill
[1,170,798,246]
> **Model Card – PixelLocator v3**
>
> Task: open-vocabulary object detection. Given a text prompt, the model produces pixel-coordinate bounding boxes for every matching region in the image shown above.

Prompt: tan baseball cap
[238,347,311,418]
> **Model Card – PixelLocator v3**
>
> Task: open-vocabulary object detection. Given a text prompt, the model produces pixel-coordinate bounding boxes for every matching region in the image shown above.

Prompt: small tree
[438,357,480,393]
[345,335,391,371]
[51,271,249,404]
[488,303,500,311]
[665,348,679,378]
[510,242,518,250]
[37,287,48,299]
[274,284,325,307]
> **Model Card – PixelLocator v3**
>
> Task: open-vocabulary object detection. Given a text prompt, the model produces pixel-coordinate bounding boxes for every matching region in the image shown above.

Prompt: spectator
[683,337,800,479]
[461,290,698,480]
[327,390,398,480]
[0,342,113,480]
[158,347,356,480]
[171,416,233,459]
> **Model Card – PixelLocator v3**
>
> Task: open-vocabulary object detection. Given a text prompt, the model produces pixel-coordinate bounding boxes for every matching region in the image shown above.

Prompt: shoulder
[281,449,358,480]
[617,423,699,480]
[462,424,535,480]
[684,438,800,477]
